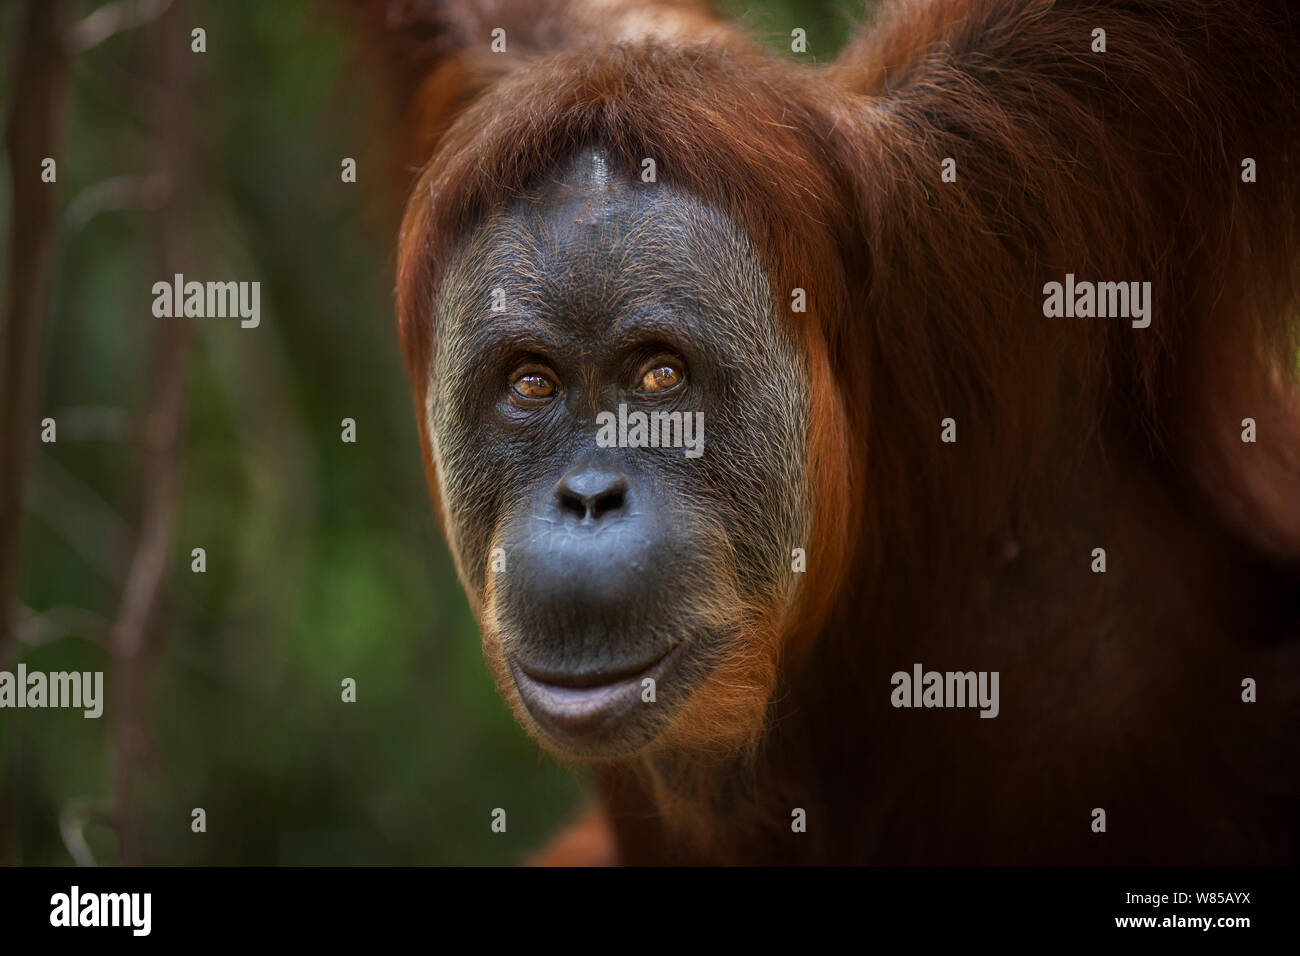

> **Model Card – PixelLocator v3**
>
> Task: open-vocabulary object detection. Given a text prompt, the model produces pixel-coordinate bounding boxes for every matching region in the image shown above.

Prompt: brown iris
[511,370,556,400]
[638,361,683,394]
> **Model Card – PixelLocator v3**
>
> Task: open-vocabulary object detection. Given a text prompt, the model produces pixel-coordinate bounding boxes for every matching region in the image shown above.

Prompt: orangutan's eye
[637,359,684,394]
[510,367,557,401]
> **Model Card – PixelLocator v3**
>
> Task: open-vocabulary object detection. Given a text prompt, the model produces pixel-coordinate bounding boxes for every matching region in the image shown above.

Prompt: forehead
[434,148,778,355]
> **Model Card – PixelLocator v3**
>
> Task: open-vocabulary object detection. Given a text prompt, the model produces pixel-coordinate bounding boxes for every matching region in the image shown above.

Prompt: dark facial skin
[426,148,811,759]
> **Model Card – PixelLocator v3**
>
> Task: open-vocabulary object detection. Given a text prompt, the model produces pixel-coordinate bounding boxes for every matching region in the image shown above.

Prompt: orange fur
[527,799,618,866]
[348,0,1300,864]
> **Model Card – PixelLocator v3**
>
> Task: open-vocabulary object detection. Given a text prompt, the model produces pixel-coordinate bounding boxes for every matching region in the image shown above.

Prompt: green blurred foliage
[1,0,866,865]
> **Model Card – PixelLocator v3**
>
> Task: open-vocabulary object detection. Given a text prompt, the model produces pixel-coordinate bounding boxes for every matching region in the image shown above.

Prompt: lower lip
[511,644,685,746]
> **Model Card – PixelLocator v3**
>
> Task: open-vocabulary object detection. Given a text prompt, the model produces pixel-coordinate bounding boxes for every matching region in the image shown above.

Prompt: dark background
[0,0,864,865]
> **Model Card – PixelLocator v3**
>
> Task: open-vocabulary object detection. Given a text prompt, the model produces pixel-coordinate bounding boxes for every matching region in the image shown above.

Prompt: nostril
[554,467,629,521]
[591,486,625,519]
[557,487,588,520]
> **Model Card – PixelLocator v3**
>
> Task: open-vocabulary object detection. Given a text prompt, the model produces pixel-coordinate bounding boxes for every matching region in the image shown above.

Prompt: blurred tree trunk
[0,0,73,867]
[110,0,192,867]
